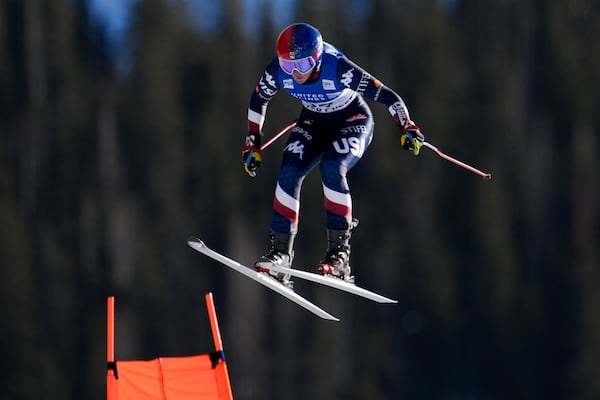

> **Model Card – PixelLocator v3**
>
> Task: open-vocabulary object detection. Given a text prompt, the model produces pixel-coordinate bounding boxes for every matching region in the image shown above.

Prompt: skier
[242,22,424,287]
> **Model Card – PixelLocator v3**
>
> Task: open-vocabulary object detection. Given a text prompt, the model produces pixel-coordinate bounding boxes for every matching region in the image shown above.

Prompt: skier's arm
[337,57,424,155]
[243,60,280,176]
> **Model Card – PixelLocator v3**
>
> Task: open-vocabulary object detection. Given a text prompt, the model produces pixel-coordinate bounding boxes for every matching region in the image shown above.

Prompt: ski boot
[255,232,295,289]
[317,219,358,283]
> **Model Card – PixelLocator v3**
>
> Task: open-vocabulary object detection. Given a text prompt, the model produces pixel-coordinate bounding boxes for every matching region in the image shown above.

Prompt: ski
[263,264,397,304]
[187,237,339,321]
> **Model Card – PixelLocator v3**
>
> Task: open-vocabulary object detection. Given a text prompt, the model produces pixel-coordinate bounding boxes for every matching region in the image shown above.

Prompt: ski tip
[187,236,205,247]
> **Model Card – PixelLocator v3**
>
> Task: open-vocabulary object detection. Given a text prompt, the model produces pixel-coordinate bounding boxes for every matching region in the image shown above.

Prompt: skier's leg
[270,121,323,234]
[318,100,373,279]
[256,118,325,284]
[318,150,363,281]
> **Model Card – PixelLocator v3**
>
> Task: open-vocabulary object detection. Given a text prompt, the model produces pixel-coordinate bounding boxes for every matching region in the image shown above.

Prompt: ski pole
[422,141,492,180]
[261,121,297,151]
[244,121,297,178]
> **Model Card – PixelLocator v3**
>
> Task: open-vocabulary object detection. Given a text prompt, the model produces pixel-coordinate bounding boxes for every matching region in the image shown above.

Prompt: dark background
[1,0,599,399]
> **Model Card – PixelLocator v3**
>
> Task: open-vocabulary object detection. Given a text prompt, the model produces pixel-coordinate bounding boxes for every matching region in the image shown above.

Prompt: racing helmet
[276,23,323,74]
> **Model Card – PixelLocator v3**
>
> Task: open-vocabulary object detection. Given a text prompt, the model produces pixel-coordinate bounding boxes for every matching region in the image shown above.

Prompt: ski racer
[242,22,424,287]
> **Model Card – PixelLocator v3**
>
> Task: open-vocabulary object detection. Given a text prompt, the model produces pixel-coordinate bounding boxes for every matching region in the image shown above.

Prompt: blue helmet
[276,23,323,74]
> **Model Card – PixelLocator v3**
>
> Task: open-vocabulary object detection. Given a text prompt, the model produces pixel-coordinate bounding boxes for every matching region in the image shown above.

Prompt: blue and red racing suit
[247,42,415,234]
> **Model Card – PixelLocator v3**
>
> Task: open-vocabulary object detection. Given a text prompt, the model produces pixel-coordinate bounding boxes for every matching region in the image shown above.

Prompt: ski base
[187,237,339,321]
[264,264,397,304]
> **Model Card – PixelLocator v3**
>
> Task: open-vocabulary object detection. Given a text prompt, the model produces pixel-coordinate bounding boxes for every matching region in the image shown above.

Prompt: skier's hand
[242,146,262,177]
[242,132,262,177]
[400,122,424,156]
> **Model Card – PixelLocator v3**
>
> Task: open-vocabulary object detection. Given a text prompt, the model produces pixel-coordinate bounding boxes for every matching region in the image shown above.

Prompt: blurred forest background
[1,0,599,399]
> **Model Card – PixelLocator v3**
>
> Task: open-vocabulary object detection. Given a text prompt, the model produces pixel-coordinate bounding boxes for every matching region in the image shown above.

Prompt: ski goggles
[278,56,316,75]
